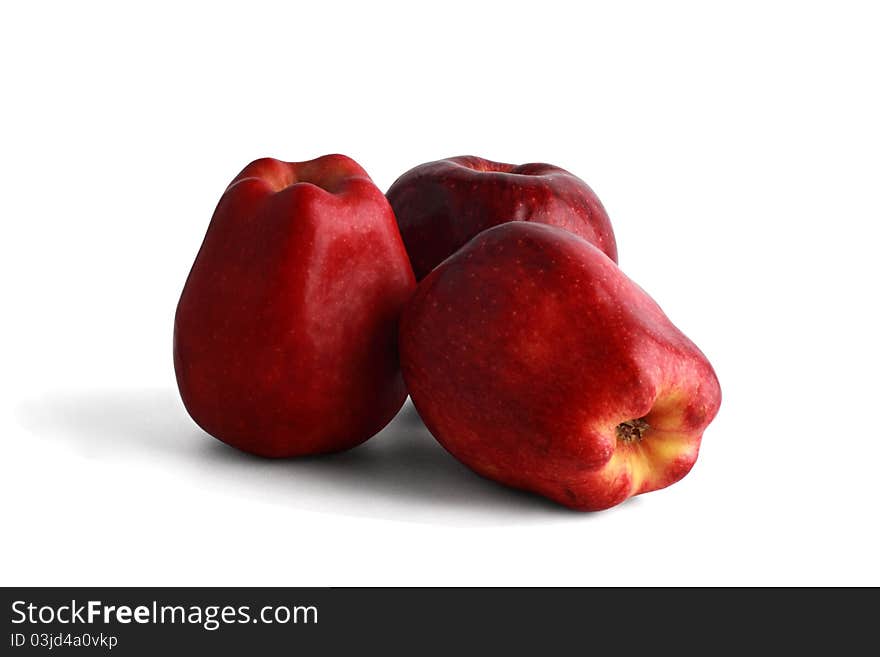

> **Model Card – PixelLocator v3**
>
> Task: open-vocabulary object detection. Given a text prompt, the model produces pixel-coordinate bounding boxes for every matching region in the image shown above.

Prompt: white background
[2,1,878,586]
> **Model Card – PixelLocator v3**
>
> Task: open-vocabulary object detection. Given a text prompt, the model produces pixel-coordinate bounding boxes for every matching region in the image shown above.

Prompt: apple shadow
[14,389,598,526]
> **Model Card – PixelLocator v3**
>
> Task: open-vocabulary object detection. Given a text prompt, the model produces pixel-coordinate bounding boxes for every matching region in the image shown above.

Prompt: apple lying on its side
[174,155,416,457]
[399,222,721,511]
[386,155,617,280]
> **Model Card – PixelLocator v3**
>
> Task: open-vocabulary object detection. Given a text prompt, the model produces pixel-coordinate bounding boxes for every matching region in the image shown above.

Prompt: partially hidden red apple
[174,155,416,457]
[399,222,721,511]
[386,155,617,280]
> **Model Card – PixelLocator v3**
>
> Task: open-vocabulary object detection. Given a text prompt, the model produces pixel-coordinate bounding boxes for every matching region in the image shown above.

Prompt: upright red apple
[174,155,416,457]
[386,155,617,280]
[399,222,720,511]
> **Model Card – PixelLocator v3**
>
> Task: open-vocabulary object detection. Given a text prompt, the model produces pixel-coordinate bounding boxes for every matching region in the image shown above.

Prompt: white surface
[2,1,878,586]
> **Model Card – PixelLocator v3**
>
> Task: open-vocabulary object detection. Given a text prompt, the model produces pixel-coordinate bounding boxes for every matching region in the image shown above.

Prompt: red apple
[174,155,416,457]
[399,222,720,511]
[386,155,617,280]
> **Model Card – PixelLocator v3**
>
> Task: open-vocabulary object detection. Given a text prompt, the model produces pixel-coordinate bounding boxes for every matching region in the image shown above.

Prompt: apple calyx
[616,418,650,443]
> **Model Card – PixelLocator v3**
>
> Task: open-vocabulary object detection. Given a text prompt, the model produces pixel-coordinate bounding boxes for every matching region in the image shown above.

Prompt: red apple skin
[386,155,617,280]
[399,222,721,511]
[174,155,416,457]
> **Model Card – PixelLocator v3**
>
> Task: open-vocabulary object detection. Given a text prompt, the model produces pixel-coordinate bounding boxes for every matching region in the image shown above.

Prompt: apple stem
[616,418,650,443]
